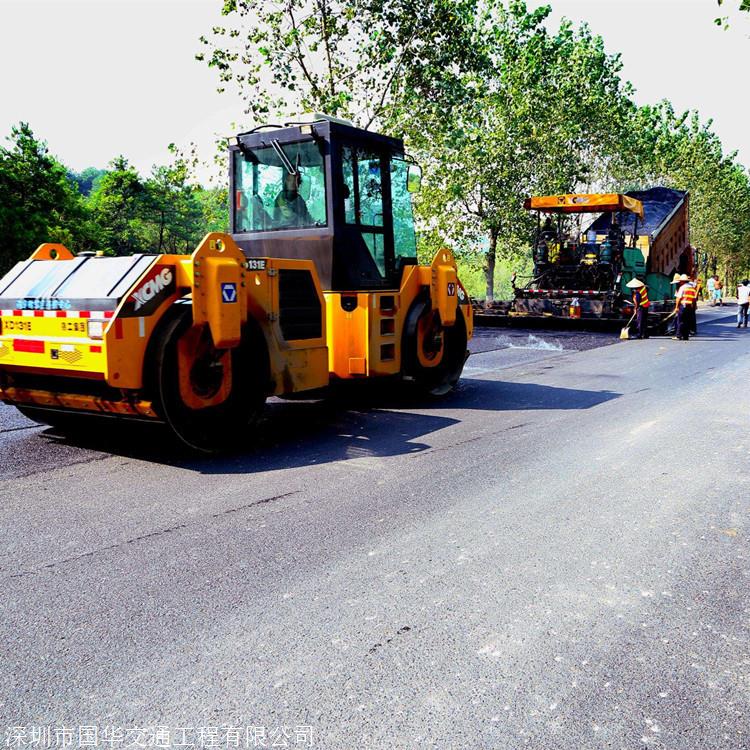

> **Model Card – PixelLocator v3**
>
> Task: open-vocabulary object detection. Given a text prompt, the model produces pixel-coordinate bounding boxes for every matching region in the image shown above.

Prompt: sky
[0,0,749,182]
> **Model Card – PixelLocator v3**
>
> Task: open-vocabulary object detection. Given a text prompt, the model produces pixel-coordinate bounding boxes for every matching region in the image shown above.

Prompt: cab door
[332,144,396,290]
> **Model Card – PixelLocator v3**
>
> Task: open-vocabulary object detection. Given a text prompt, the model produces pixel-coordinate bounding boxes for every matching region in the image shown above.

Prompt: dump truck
[0,117,472,451]
[476,187,693,328]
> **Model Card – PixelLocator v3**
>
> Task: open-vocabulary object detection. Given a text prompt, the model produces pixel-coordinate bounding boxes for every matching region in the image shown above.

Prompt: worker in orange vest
[626,278,650,338]
[673,274,697,340]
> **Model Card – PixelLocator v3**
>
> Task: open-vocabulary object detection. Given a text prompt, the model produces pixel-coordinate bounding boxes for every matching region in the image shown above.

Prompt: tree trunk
[484,228,499,305]
[725,260,732,301]
[158,210,166,252]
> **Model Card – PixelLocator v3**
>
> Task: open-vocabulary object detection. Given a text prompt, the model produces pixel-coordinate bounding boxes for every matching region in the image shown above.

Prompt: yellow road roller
[0,117,472,450]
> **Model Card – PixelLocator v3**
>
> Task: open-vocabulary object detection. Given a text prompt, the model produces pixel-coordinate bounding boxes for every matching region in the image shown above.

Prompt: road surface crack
[420,423,529,456]
[7,522,190,578]
[211,491,299,518]
[4,490,301,580]
[5,453,111,480]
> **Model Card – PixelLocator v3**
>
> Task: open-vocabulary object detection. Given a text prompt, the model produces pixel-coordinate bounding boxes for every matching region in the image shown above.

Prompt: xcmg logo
[132,267,174,311]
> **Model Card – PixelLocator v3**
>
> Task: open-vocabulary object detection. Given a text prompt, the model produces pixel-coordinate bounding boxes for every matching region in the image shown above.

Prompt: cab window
[390,158,417,265]
[342,146,386,275]
[233,140,327,232]
[341,146,385,226]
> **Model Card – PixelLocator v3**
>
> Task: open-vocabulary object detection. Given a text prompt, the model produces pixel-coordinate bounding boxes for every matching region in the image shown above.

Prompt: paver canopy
[524,193,644,219]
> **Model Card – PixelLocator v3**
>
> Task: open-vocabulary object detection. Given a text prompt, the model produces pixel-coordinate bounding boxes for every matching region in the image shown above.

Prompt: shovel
[660,310,677,336]
[620,310,637,340]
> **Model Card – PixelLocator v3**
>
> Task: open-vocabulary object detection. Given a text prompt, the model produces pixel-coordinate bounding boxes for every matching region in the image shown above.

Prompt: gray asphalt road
[1,307,748,749]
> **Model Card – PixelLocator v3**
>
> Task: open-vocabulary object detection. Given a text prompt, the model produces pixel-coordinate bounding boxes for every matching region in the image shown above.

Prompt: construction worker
[673,273,697,340]
[665,273,681,336]
[608,217,624,244]
[274,171,313,228]
[540,216,556,242]
[626,278,650,338]
[534,217,555,266]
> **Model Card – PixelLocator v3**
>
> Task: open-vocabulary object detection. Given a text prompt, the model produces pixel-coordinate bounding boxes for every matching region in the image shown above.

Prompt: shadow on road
[698,310,746,333]
[655,310,744,342]
[446,378,619,411]
[15,378,621,475]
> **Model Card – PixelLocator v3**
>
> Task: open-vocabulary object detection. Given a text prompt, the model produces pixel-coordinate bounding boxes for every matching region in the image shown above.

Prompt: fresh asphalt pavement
[0,305,748,749]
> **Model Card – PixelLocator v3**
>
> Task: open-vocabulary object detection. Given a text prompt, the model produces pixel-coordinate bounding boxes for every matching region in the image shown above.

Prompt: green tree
[0,123,87,274]
[0,124,230,269]
[197,0,483,128]
[609,101,750,285]
[406,2,633,302]
[145,161,202,253]
[144,151,230,253]
[69,166,107,196]
[86,153,229,257]
[162,141,229,239]
[197,187,229,233]
[87,157,149,256]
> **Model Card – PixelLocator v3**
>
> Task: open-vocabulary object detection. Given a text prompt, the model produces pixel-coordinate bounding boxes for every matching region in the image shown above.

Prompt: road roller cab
[0,117,472,450]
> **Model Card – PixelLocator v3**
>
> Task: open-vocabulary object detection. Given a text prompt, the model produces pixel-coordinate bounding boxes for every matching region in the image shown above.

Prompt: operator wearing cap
[626,278,650,339]
[274,171,313,228]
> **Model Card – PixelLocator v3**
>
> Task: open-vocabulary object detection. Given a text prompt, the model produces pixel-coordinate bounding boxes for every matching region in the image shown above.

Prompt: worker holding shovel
[673,274,697,340]
[626,278,650,339]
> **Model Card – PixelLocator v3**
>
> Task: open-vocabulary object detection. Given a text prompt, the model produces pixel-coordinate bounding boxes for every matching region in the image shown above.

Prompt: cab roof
[524,193,644,220]
[233,117,405,157]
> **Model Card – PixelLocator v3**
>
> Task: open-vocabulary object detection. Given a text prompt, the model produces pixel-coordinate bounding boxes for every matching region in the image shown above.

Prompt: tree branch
[317,0,336,99]
[364,28,418,129]
[287,1,323,102]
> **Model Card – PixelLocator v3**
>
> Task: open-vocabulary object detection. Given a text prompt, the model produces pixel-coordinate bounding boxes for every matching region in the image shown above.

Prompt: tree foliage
[0,123,88,274]
[715,0,750,28]
[0,125,227,274]
[197,0,483,128]
[405,2,633,300]
[611,102,750,280]
[68,167,106,196]
[87,157,149,256]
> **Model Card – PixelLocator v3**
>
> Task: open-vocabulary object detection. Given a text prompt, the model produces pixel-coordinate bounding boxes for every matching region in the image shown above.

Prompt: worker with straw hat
[664,273,682,336]
[673,273,696,340]
[626,278,650,339]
